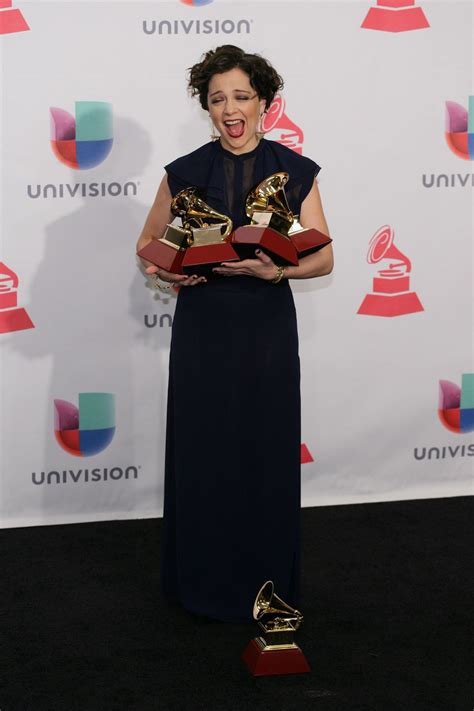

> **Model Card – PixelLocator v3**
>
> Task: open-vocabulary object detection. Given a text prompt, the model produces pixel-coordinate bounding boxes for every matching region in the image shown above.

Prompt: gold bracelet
[271,265,286,284]
[151,274,172,292]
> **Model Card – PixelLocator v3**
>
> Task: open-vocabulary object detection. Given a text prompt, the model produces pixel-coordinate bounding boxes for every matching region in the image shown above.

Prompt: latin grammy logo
[361,0,429,33]
[357,225,424,318]
[0,262,34,334]
[301,444,314,464]
[0,0,29,35]
[261,95,304,155]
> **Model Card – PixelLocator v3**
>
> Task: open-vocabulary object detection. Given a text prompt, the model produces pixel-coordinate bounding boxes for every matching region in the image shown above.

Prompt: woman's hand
[213,250,278,281]
[145,265,206,287]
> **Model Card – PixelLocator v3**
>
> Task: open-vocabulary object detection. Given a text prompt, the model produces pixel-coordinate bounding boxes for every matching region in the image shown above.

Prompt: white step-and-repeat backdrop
[0,0,472,528]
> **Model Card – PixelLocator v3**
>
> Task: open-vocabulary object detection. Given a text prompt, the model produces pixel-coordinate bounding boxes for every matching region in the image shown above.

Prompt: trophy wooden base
[137,240,185,275]
[0,307,34,334]
[357,291,424,317]
[182,242,240,277]
[241,638,311,677]
[232,226,299,266]
[290,228,332,258]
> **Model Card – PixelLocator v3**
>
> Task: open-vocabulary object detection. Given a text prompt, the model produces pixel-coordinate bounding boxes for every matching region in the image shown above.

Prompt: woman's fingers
[146,264,193,284]
[254,249,273,264]
[181,274,207,286]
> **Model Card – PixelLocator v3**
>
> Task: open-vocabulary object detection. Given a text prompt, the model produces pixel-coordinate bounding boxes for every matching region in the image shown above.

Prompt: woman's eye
[211,98,223,104]
[236,96,249,101]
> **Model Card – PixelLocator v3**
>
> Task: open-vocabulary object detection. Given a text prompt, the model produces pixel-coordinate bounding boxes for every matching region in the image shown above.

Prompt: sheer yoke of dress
[160,139,320,622]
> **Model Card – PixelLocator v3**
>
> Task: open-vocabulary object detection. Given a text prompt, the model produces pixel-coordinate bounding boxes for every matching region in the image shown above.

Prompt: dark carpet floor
[1,497,472,711]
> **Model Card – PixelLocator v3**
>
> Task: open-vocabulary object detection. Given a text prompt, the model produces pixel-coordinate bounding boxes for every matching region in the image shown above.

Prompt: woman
[137,45,333,623]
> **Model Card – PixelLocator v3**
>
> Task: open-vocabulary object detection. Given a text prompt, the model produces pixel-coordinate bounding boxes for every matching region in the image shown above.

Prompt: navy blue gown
[160,139,320,622]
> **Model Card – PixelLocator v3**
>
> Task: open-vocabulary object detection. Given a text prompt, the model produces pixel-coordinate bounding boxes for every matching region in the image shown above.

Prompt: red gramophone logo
[262,95,304,155]
[0,262,34,333]
[301,443,314,464]
[357,225,423,317]
[0,0,29,35]
[361,0,429,33]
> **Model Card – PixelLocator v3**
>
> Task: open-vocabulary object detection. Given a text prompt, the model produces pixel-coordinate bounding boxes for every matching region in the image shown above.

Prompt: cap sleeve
[264,140,321,215]
[285,158,320,215]
[164,143,216,198]
[164,165,189,198]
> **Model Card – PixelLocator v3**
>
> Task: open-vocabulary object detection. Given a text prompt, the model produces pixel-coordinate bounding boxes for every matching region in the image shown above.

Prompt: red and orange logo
[357,225,423,318]
[361,0,429,33]
[0,0,29,35]
[0,262,34,334]
[262,95,304,155]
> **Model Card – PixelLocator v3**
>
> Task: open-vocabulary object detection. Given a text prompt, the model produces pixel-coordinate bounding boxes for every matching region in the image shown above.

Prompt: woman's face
[207,67,266,155]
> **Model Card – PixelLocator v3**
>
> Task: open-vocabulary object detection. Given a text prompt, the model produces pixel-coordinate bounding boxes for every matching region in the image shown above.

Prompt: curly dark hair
[188,45,284,111]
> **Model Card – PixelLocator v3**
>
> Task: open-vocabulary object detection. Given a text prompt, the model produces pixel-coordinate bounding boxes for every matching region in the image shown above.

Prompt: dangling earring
[256,113,265,141]
[210,120,220,141]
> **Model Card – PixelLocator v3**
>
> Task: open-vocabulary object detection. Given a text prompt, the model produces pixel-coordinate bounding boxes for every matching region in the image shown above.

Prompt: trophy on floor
[241,581,310,677]
[177,189,240,277]
[232,172,331,265]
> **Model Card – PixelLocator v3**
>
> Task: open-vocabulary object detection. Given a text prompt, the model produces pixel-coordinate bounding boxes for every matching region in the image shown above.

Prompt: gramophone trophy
[137,188,239,277]
[177,189,240,277]
[232,173,331,265]
[361,0,429,33]
[0,262,34,334]
[241,581,310,677]
[136,189,193,274]
[357,225,424,317]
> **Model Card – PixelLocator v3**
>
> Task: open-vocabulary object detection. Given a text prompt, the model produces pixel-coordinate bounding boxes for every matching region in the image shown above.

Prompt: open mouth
[224,119,245,138]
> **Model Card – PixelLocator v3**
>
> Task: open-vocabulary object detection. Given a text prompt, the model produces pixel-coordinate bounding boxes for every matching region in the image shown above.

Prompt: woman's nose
[223,98,238,114]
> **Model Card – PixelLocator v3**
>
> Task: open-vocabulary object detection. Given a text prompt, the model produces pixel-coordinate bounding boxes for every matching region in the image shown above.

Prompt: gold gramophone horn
[171,188,232,239]
[253,580,303,631]
[245,172,293,223]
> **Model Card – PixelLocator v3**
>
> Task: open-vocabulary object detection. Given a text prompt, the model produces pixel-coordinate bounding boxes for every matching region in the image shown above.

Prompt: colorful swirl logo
[54,393,116,457]
[180,0,214,6]
[445,98,474,160]
[438,375,474,434]
[50,101,113,170]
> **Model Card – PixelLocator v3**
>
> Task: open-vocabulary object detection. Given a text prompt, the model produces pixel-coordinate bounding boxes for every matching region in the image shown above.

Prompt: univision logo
[26,181,138,200]
[142,18,251,35]
[445,97,474,161]
[413,374,474,461]
[54,393,115,457]
[27,100,138,200]
[32,466,139,486]
[181,0,214,5]
[50,101,113,170]
[422,97,474,189]
[438,374,474,434]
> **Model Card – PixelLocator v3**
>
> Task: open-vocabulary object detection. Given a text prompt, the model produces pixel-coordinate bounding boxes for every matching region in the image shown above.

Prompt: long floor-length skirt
[160,276,301,622]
